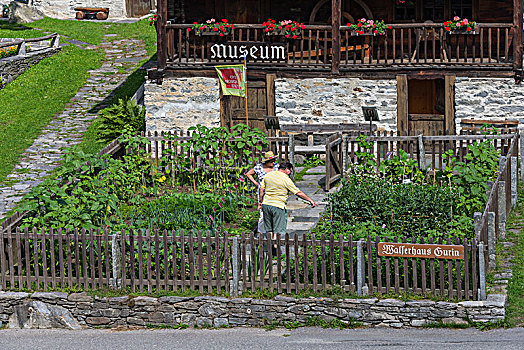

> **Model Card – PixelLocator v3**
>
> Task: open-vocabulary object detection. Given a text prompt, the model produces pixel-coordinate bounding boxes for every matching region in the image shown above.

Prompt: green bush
[96,98,145,143]
[315,176,474,241]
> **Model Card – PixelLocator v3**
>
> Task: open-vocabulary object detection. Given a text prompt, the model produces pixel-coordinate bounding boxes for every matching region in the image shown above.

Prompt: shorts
[262,204,288,235]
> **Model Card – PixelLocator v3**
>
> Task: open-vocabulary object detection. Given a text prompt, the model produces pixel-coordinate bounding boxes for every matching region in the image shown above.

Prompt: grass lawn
[0,18,156,182]
[504,181,524,327]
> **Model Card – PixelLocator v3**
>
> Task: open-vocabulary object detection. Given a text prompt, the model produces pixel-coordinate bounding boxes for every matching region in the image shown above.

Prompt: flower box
[346,18,391,37]
[262,19,304,39]
[189,19,234,37]
[444,17,477,34]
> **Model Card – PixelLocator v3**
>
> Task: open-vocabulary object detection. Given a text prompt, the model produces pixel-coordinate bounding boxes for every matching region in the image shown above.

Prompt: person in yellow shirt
[258,162,318,236]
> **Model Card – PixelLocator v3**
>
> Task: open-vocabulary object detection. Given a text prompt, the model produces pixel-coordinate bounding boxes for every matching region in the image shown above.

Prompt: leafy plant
[96,98,145,143]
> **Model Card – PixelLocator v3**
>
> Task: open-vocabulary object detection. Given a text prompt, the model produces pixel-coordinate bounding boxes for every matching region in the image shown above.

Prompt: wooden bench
[460,119,519,133]
[74,7,109,20]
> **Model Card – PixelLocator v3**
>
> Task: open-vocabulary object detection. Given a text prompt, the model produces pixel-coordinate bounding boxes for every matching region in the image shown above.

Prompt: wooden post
[157,0,167,71]
[231,236,239,297]
[342,135,348,175]
[478,242,487,300]
[473,212,482,242]
[331,0,341,74]
[356,240,364,296]
[396,75,408,133]
[513,0,523,74]
[288,134,295,169]
[417,134,427,169]
[111,234,122,289]
[511,156,518,206]
[487,212,496,271]
[520,133,524,180]
[498,181,507,240]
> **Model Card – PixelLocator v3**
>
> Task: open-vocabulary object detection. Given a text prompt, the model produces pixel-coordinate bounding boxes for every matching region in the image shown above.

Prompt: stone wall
[144,77,397,133]
[0,291,505,329]
[13,1,127,19]
[0,47,59,86]
[455,77,524,131]
[145,78,221,132]
[275,78,397,131]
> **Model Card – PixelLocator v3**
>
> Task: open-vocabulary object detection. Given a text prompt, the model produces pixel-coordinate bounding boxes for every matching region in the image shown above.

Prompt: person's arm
[258,187,265,210]
[295,190,318,207]
[245,168,258,187]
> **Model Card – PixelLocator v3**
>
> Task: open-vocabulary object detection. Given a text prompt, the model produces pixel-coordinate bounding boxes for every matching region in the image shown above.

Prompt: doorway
[397,75,455,136]
[220,74,275,132]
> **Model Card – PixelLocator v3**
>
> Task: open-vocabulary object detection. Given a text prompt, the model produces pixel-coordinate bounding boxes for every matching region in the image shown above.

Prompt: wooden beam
[331,0,341,74]
[444,75,456,135]
[266,74,276,116]
[157,0,167,70]
[397,75,408,133]
[513,0,523,73]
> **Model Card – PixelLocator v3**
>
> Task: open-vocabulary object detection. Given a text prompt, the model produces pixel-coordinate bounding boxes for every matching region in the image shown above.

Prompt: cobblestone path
[286,165,334,238]
[0,35,149,219]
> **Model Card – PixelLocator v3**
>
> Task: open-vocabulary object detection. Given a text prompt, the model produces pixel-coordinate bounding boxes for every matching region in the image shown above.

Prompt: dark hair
[279,162,294,171]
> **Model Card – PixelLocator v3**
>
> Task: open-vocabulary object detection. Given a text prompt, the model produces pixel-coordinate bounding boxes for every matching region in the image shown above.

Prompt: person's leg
[273,207,288,236]
[257,209,265,234]
[262,204,274,235]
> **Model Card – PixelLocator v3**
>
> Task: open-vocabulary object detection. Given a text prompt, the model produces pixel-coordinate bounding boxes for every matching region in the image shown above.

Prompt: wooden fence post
[111,234,122,290]
[487,212,496,271]
[499,156,506,173]
[478,242,487,301]
[356,241,364,296]
[417,134,427,169]
[342,135,348,176]
[498,181,507,240]
[520,134,524,180]
[511,156,518,207]
[473,212,482,242]
[288,134,295,176]
[231,236,239,297]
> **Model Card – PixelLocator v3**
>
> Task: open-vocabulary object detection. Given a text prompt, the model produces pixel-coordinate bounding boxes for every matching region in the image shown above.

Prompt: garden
[0,126,512,302]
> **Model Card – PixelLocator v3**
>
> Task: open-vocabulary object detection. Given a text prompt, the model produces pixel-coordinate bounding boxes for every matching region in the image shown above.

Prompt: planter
[265,28,303,39]
[350,31,387,37]
[195,28,232,36]
[448,24,479,35]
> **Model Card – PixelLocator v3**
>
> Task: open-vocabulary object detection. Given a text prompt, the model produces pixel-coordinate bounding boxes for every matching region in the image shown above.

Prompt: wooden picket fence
[0,228,483,300]
[326,132,518,190]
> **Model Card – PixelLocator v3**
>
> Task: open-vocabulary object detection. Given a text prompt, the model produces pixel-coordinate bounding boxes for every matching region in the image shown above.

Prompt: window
[394,0,474,22]
[395,1,417,21]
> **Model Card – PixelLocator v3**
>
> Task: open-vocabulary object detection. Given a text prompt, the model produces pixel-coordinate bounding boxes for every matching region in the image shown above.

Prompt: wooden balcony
[158,22,521,77]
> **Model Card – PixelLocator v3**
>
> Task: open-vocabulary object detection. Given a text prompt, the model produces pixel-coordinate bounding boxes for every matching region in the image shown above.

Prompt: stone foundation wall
[0,291,505,329]
[144,77,397,133]
[145,78,221,132]
[275,78,397,131]
[0,47,59,86]
[455,78,524,131]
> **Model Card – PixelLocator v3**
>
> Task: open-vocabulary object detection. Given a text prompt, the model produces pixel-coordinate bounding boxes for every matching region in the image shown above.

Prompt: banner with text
[215,64,246,97]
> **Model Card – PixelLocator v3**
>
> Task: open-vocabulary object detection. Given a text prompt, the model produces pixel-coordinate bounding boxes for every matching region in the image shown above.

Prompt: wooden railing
[164,23,332,70]
[160,22,518,72]
[340,23,514,69]
[0,229,482,300]
[325,132,516,191]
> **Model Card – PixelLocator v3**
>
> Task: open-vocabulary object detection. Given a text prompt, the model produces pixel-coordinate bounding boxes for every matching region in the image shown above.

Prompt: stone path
[286,165,336,238]
[0,34,150,219]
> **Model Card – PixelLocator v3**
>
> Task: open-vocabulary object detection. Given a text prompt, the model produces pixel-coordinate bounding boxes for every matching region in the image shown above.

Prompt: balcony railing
[161,22,518,73]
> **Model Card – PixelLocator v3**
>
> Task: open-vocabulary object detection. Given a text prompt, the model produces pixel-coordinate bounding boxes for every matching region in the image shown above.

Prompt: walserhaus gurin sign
[378,242,464,259]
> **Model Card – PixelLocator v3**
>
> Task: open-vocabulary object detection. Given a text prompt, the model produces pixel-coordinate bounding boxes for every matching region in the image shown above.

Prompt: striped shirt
[260,170,300,209]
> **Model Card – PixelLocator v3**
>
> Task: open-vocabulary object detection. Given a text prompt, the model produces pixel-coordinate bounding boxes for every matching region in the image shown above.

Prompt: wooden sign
[377,242,464,260]
[209,42,286,61]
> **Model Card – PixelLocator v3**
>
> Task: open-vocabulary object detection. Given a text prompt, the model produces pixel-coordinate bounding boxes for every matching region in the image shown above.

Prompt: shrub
[96,98,145,143]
